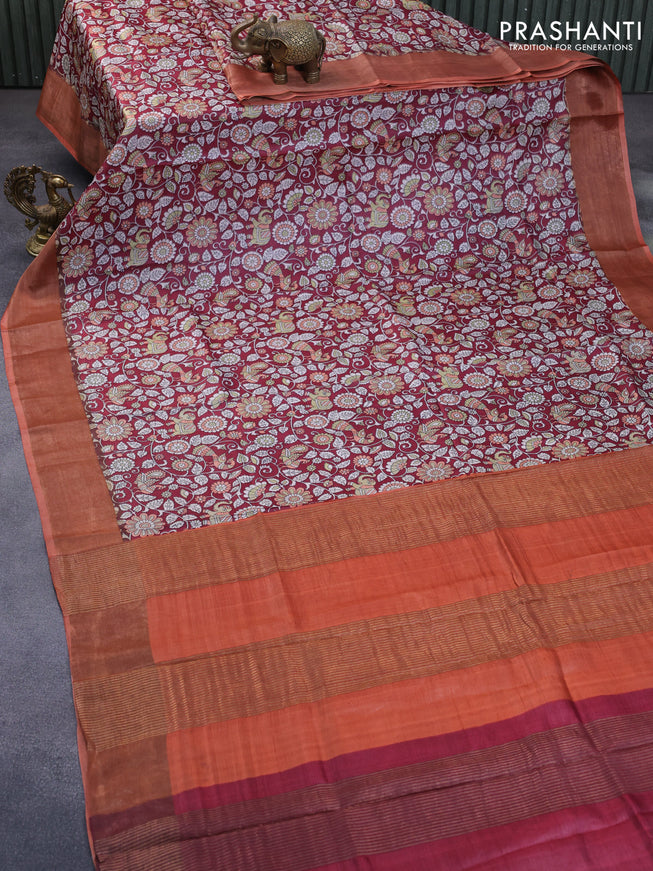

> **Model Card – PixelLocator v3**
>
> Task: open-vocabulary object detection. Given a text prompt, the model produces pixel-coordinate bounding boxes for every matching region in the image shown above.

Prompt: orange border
[37,70,109,175]
[567,66,653,329]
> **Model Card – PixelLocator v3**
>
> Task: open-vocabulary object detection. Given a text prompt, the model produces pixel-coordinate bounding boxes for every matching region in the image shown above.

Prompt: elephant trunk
[230,16,258,53]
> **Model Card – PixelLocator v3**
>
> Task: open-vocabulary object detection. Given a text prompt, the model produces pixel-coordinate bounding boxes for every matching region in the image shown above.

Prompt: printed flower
[569,376,591,391]
[434,239,454,256]
[317,253,336,270]
[531,97,551,117]
[465,97,486,118]
[272,221,298,245]
[231,124,251,144]
[297,316,322,332]
[621,337,652,360]
[186,217,218,247]
[391,206,415,229]
[505,191,527,213]
[331,302,363,320]
[592,352,618,371]
[245,277,263,293]
[361,234,381,253]
[376,167,393,185]
[335,393,362,409]
[62,244,93,277]
[206,321,237,341]
[236,395,272,418]
[368,374,404,396]
[535,168,563,196]
[424,186,454,215]
[307,199,338,230]
[169,337,195,352]
[451,287,481,306]
[135,201,154,221]
[258,182,275,199]
[565,269,595,288]
[148,34,175,51]
[482,242,500,261]
[350,107,371,128]
[420,116,440,134]
[463,371,492,389]
[313,432,333,445]
[418,300,442,315]
[242,252,263,270]
[110,457,134,473]
[274,486,312,507]
[95,417,133,441]
[416,460,454,482]
[166,439,191,455]
[151,239,176,263]
[199,416,226,433]
[76,340,108,359]
[124,512,165,537]
[304,128,323,146]
[174,98,208,118]
[478,219,497,239]
[498,357,533,379]
[552,439,589,460]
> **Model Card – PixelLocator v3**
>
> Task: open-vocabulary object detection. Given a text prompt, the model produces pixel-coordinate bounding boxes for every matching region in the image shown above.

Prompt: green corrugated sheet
[0,0,652,90]
[0,0,64,86]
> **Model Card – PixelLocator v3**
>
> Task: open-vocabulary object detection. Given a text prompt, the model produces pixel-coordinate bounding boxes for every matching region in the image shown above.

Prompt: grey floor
[0,87,652,871]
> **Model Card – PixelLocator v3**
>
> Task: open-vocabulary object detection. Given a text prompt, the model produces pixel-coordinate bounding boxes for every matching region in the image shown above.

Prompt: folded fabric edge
[226,46,601,103]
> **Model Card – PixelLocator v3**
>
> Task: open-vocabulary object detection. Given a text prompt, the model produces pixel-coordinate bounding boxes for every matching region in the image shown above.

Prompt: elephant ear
[267,37,289,58]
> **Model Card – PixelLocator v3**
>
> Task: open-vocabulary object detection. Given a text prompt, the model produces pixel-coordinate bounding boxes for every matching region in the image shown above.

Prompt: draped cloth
[3,0,653,868]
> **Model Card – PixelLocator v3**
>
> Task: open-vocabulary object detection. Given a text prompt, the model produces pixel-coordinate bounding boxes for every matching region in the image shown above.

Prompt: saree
[3,0,653,867]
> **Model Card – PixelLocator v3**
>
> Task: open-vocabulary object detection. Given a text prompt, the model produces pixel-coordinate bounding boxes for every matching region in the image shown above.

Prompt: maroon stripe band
[313,794,653,871]
[91,691,653,869]
[90,688,653,844]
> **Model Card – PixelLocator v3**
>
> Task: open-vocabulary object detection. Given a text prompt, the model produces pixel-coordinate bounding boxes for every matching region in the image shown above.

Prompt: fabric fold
[226,47,602,103]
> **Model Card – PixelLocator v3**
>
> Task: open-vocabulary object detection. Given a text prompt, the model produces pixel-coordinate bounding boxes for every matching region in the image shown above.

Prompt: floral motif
[124,513,165,537]
[535,168,564,196]
[424,186,454,215]
[50,1,653,540]
[186,217,218,247]
[416,461,454,482]
[61,244,93,277]
[95,417,133,441]
[307,199,339,230]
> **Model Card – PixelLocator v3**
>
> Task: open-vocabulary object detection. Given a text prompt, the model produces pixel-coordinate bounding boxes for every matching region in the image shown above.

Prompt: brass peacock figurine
[4,165,76,256]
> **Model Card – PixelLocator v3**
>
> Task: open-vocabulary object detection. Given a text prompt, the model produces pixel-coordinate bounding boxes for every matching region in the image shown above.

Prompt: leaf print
[136,470,165,494]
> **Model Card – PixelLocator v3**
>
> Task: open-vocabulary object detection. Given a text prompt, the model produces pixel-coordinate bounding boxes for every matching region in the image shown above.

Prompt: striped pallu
[5,239,653,867]
[44,439,653,867]
[4,4,653,868]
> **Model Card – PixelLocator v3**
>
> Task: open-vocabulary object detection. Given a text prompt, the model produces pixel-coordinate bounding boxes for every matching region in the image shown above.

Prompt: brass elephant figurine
[230,14,326,85]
